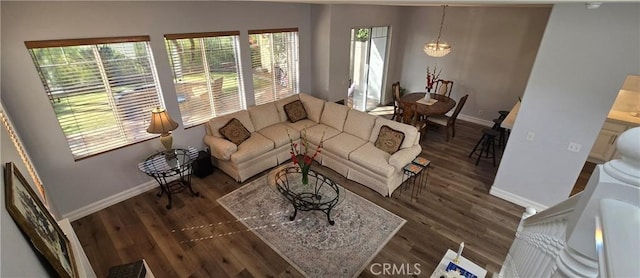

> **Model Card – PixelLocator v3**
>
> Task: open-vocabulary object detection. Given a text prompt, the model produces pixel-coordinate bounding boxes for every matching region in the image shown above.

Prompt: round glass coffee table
[268,165,344,225]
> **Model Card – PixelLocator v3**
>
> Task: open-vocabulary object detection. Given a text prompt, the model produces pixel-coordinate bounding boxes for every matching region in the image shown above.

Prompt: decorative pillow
[283,100,308,123]
[374,125,405,154]
[219,118,251,146]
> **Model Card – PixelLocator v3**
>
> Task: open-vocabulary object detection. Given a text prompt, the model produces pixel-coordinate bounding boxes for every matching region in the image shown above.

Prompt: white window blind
[165,31,245,127]
[249,28,299,105]
[26,36,165,160]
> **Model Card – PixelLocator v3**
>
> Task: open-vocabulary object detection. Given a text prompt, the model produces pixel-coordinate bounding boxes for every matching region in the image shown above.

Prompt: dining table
[401,92,456,117]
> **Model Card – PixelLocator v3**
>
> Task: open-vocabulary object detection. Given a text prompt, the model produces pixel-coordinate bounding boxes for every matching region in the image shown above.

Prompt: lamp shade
[146,107,178,134]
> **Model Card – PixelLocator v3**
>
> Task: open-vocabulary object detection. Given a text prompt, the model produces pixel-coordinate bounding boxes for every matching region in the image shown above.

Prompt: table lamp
[147,107,179,151]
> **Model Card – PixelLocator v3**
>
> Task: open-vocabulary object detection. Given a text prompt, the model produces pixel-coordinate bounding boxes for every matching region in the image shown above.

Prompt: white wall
[1,105,52,276]
[311,4,405,103]
[399,6,550,123]
[310,4,332,100]
[1,1,312,216]
[492,3,640,208]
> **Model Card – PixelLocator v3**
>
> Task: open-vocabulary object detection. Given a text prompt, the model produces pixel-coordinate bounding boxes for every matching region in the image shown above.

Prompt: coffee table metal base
[286,193,336,225]
[272,167,341,225]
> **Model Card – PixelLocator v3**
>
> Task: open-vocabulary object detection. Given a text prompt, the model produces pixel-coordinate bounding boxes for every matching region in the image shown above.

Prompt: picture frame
[4,162,78,277]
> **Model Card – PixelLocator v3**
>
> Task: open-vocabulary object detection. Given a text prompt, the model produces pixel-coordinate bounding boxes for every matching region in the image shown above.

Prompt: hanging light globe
[424,40,451,57]
[424,5,451,58]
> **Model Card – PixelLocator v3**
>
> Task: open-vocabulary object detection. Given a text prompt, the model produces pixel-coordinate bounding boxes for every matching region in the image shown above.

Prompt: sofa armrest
[388,145,422,171]
[204,135,237,160]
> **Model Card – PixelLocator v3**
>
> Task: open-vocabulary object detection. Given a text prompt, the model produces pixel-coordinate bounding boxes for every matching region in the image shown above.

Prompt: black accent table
[269,166,343,225]
[138,147,199,209]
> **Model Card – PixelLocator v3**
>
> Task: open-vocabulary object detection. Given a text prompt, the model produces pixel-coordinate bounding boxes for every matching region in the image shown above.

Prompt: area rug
[217,174,406,278]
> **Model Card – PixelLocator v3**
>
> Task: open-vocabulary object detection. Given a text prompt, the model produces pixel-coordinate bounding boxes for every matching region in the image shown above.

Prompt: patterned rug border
[217,174,406,278]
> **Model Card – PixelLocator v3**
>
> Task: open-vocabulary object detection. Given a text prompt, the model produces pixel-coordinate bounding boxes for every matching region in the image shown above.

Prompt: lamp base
[160,133,173,151]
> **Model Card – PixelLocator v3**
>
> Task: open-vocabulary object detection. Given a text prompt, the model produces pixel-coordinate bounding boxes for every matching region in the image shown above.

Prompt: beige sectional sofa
[204,93,422,197]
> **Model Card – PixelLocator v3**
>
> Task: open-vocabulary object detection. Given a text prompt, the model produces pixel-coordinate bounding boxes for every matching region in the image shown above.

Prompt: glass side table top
[137,147,200,209]
[138,147,198,176]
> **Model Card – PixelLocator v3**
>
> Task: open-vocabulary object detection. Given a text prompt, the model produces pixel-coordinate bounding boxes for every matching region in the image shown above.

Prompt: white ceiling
[214,0,622,7]
[31,0,627,8]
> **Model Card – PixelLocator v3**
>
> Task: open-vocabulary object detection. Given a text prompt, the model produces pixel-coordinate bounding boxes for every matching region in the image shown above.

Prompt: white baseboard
[457,114,494,127]
[490,186,549,212]
[62,180,158,221]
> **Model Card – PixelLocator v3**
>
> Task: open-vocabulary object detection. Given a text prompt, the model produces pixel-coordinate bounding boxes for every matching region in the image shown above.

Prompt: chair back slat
[448,94,469,125]
[392,82,401,101]
[435,80,454,97]
[391,82,403,120]
[401,101,417,125]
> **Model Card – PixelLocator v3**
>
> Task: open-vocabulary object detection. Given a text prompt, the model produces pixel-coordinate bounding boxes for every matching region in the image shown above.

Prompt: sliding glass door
[348,26,389,111]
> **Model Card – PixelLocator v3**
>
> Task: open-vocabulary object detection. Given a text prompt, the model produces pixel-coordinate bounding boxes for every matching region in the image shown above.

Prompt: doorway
[348,26,389,112]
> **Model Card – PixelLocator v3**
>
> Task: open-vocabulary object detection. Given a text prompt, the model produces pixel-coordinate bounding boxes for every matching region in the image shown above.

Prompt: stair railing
[498,127,640,278]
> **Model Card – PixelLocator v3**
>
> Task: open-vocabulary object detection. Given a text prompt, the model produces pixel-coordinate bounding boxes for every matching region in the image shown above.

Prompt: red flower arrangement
[426,65,443,92]
[287,128,325,185]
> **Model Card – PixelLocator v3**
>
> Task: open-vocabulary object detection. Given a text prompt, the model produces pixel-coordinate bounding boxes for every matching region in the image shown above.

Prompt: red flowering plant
[425,64,443,92]
[287,128,325,185]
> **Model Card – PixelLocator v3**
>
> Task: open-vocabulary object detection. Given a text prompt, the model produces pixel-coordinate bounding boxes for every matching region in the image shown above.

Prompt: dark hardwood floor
[570,161,596,196]
[72,119,525,277]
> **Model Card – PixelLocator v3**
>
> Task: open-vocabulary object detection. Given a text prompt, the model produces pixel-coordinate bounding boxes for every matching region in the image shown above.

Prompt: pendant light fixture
[424,5,451,57]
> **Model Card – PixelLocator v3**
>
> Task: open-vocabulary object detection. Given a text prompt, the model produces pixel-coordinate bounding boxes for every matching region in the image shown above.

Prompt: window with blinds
[26,36,165,160]
[165,31,245,127]
[249,28,300,105]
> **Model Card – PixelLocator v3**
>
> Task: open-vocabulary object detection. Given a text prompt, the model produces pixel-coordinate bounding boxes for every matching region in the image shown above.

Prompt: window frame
[248,27,300,106]
[25,36,167,160]
[164,31,247,128]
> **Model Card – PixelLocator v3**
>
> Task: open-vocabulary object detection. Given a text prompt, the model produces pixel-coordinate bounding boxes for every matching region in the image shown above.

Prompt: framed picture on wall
[4,162,78,278]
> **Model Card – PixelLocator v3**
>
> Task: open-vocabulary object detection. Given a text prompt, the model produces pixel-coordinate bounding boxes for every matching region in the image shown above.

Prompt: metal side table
[138,147,199,209]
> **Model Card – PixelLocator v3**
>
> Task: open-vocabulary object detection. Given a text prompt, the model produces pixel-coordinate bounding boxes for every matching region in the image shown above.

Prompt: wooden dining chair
[400,101,427,141]
[426,94,469,142]
[434,80,454,97]
[391,82,404,121]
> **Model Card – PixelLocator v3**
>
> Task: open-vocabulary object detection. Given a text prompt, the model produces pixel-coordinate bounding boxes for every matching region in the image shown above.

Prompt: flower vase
[424,92,431,102]
[301,168,309,185]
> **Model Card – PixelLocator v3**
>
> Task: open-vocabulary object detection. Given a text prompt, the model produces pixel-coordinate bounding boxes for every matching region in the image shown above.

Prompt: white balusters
[498,127,640,278]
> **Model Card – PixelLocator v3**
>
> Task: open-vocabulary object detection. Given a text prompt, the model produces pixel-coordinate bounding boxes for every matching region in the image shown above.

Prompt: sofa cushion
[283,100,307,123]
[230,132,274,164]
[369,118,418,149]
[323,132,367,160]
[299,93,325,123]
[344,109,376,140]
[219,118,251,146]
[303,124,341,146]
[248,102,280,131]
[208,110,255,138]
[349,143,395,178]
[275,94,300,122]
[285,119,318,132]
[320,102,349,131]
[258,123,300,148]
[374,125,405,154]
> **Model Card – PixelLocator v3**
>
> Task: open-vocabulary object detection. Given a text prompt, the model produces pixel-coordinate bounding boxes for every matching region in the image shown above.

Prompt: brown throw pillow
[219,118,250,146]
[374,125,405,154]
[283,100,308,123]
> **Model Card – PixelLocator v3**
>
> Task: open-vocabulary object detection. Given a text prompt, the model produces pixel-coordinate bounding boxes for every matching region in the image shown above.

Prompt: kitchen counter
[500,102,640,129]
[501,101,520,129]
[607,110,640,126]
